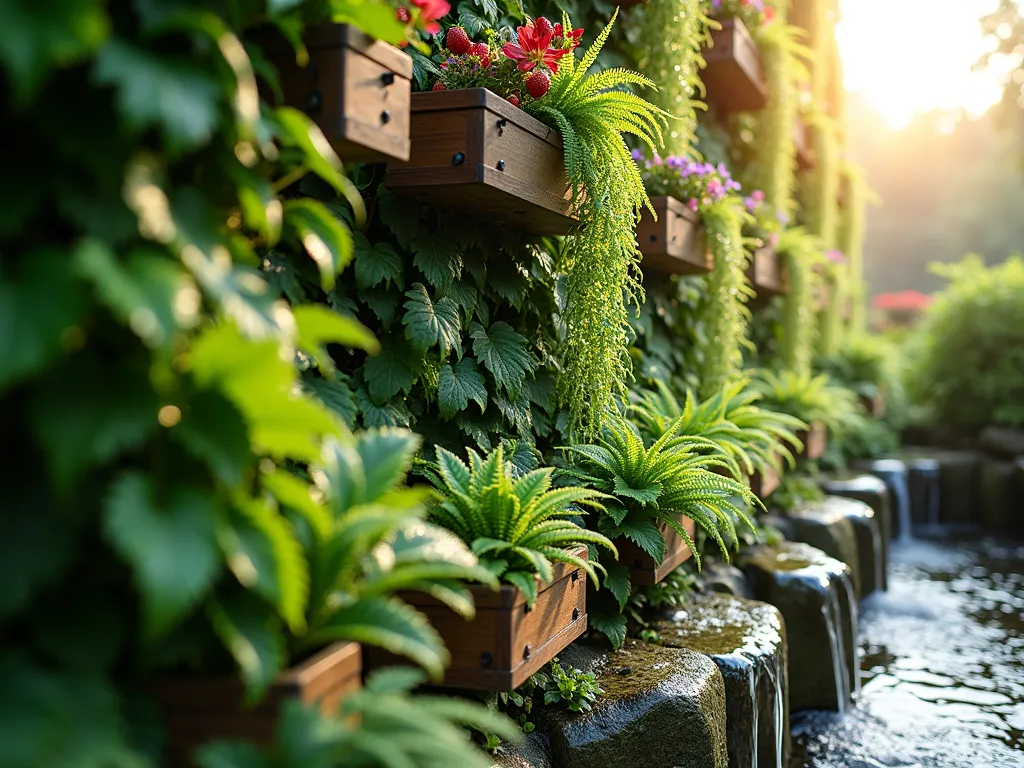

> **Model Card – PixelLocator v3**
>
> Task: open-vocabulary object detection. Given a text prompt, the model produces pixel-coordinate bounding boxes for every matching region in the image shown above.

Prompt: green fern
[526,9,671,439]
[752,368,860,435]
[421,444,617,606]
[559,411,760,569]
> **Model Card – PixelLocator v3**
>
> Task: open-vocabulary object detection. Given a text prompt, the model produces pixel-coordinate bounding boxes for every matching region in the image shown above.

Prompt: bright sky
[837,0,1010,129]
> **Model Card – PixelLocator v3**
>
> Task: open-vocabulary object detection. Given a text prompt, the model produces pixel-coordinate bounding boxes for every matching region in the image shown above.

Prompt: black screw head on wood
[496,160,505,171]
[497,118,507,136]
[480,652,494,668]
[523,602,532,614]
[572,608,580,621]
[523,644,532,660]
[571,570,580,583]
[380,110,391,124]
[452,152,466,165]
[303,90,322,113]
[380,71,396,86]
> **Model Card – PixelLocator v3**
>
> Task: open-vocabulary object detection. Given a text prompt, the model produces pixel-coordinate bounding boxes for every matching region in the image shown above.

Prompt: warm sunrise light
[837,0,1009,129]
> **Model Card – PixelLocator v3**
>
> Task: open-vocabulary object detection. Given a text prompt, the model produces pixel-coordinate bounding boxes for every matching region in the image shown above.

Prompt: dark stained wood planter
[746,245,788,299]
[797,421,828,460]
[385,88,576,235]
[617,516,698,586]
[702,18,767,113]
[750,461,781,499]
[264,25,412,162]
[379,547,588,691]
[637,196,712,275]
[154,642,361,767]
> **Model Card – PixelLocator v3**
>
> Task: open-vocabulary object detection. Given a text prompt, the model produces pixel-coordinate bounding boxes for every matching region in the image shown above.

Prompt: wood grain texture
[616,516,698,586]
[637,196,713,275]
[746,245,789,298]
[372,547,589,690]
[153,642,361,767]
[385,88,577,235]
[797,422,828,460]
[262,23,411,162]
[702,18,767,114]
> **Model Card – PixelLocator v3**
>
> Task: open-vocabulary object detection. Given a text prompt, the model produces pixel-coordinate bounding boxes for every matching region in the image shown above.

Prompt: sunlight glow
[837,0,1008,129]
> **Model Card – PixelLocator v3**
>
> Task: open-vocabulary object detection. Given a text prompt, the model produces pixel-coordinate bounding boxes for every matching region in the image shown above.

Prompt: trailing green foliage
[198,668,522,768]
[421,444,616,605]
[839,162,870,333]
[531,10,670,437]
[634,0,710,156]
[776,226,822,375]
[632,379,806,477]
[908,255,1024,431]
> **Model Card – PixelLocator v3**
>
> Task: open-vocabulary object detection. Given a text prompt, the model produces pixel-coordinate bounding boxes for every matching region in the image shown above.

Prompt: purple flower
[744,196,757,212]
[631,148,645,162]
[652,153,663,166]
[778,210,791,225]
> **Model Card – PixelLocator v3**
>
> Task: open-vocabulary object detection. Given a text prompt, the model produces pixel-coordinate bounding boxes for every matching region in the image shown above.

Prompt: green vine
[776,227,822,375]
[839,162,869,334]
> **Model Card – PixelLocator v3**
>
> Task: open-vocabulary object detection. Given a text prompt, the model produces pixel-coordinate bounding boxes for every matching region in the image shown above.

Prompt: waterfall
[870,514,884,594]
[821,585,850,715]
[764,655,785,768]
[868,459,913,542]
[838,571,861,698]
[749,661,759,768]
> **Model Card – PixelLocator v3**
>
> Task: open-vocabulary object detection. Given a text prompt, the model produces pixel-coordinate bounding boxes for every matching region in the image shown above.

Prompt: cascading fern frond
[526,9,671,439]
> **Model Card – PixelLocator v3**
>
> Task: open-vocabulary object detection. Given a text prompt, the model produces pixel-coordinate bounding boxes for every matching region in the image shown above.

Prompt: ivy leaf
[360,286,401,328]
[377,187,422,250]
[487,257,529,309]
[603,561,632,611]
[402,283,462,358]
[470,321,537,396]
[495,389,532,437]
[302,377,357,428]
[354,232,404,290]
[443,278,478,324]
[357,388,412,429]
[293,304,378,375]
[412,232,462,292]
[458,3,489,35]
[103,472,220,638]
[94,41,220,153]
[501,439,540,477]
[437,358,488,419]
[363,333,418,402]
[283,199,353,291]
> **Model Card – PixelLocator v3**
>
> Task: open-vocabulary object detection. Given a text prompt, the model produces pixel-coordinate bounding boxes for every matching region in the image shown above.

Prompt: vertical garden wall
[0,0,880,765]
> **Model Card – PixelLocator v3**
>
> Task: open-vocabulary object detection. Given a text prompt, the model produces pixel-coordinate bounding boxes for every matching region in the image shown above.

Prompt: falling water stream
[821,582,850,716]
[789,537,1024,767]
[868,459,914,543]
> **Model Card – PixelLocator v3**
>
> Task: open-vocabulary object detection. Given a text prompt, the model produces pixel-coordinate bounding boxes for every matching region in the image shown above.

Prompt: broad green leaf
[458,4,489,35]
[172,389,252,487]
[402,283,462,358]
[302,377,358,427]
[353,232,404,290]
[233,165,282,245]
[208,595,285,703]
[501,440,540,476]
[0,0,109,103]
[103,472,221,637]
[377,187,421,249]
[363,333,418,402]
[220,497,308,633]
[495,389,532,437]
[603,561,632,611]
[617,519,666,563]
[357,389,412,429]
[588,609,627,649]
[355,429,421,504]
[332,1,406,44]
[359,286,401,327]
[612,475,662,505]
[470,321,537,396]
[0,248,85,395]
[411,232,462,292]
[437,358,487,419]
[293,304,378,374]
[262,469,332,541]
[94,40,220,152]
[75,241,193,350]
[283,200,353,291]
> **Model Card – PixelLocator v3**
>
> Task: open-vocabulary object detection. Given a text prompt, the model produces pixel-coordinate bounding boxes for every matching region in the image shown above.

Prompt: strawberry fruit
[526,70,550,99]
[446,26,472,56]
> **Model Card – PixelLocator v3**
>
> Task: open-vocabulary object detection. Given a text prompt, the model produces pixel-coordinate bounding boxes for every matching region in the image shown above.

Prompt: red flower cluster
[501,17,581,74]
[395,0,450,40]
[872,290,933,312]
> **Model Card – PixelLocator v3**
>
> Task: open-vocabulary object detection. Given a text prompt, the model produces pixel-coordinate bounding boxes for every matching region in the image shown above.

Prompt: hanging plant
[775,226,822,376]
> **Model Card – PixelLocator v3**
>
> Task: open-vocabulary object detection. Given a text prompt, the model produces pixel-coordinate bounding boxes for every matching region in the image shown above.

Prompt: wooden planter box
[637,196,712,275]
[155,642,361,767]
[702,18,767,113]
[794,119,812,170]
[617,516,697,586]
[377,547,588,691]
[386,88,576,234]
[797,422,828,460]
[750,462,781,498]
[746,245,788,298]
[264,24,411,162]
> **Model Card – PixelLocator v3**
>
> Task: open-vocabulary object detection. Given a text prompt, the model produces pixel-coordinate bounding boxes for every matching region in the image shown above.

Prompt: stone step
[776,498,863,599]
[545,640,729,768]
[652,593,790,768]
[821,475,891,591]
[741,542,859,713]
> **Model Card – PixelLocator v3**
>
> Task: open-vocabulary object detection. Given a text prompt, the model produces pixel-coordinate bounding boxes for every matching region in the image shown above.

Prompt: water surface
[790,537,1024,767]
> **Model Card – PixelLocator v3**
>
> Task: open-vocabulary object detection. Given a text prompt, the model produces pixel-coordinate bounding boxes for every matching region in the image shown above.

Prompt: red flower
[764,6,776,23]
[411,0,450,35]
[501,21,570,73]
[553,22,584,50]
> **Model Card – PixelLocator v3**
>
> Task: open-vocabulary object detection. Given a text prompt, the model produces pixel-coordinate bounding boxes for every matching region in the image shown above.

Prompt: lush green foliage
[908,255,1024,431]
[776,226,823,376]
[532,10,670,436]
[632,379,805,477]
[421,444,616,604]
[198,668,521,768]
[752,369,860,434]
[816,334,897,403]
[492,656,602,740]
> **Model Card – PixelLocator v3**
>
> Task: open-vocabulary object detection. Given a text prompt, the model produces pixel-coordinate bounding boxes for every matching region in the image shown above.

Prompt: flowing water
[789,536,1024,767]
[868,460,914,543]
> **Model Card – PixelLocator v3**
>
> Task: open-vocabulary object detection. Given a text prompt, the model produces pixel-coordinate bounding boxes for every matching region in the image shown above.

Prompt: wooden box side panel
[703,18,766,112]
[798,422,828,460]
[749,247,788,296]
[638,197,712,275]
[618,516,698,586]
